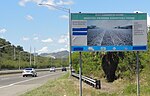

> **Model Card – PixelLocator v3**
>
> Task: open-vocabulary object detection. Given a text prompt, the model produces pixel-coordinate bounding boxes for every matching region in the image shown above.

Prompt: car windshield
[25,68,33,70]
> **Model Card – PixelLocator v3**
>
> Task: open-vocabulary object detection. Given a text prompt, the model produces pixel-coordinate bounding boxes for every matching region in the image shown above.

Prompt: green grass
[21,73,118,96]
[21,72,150,96]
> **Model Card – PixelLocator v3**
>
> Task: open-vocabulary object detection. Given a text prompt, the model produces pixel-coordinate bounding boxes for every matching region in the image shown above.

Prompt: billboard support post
[79,52,82,96]
[136,51,140,96]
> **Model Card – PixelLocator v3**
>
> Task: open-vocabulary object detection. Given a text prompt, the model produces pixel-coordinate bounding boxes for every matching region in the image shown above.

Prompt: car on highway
[50,67,56,72]
[62,67,67,71]
[22,68,37,77]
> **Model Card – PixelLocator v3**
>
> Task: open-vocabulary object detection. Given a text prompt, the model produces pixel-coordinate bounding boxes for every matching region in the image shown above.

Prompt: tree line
[0,38,68,70]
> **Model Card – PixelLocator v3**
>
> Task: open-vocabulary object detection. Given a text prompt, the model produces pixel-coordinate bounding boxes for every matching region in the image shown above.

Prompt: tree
[102,52,124,82]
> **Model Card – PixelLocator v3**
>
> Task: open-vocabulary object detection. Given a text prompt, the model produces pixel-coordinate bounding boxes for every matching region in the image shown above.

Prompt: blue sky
[0,0,150,53]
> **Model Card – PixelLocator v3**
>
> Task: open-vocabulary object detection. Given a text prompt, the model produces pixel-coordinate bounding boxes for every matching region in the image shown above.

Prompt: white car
[50,67,56,72]
[22,68,37,77]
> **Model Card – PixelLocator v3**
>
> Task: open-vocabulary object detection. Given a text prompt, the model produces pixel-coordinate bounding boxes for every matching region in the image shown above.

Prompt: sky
[0,0,150,54]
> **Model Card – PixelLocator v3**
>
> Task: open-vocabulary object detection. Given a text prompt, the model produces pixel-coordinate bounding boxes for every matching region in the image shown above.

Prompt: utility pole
[14,47,16,60]
[30,46,32,66]
[34,47,36,66]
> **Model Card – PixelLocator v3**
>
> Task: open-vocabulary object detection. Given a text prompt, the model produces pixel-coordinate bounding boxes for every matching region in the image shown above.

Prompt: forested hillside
[0,38,68,70]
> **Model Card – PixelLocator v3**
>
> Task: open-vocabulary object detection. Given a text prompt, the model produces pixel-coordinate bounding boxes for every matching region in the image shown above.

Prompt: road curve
[0,71,66,96]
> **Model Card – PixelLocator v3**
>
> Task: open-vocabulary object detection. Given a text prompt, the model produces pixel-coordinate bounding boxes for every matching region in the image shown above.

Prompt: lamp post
[19,51,24,70]
[39,3,72,74]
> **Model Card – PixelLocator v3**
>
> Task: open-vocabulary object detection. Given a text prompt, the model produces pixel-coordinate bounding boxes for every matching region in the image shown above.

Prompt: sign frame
[71,13,147,52]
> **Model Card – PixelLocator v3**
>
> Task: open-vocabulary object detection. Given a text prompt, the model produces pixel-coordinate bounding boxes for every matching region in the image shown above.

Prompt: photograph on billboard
[71,13,147,52]
[87,20,132,46]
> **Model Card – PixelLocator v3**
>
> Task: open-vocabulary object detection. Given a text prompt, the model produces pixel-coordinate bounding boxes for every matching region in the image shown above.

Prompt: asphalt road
[0,71,66,96]
[87,28,132,46]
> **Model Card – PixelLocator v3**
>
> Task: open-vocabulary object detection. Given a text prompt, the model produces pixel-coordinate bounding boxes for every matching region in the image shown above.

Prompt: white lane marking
[0,72,62,89]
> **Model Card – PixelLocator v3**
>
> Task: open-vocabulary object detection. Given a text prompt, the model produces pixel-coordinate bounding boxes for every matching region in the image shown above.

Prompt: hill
[40,50,69,59]
[0,38,69,69]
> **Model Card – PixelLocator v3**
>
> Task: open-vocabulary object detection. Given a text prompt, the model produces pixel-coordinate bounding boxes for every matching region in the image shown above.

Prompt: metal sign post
[79,52,82,96]
[136,51,140,96]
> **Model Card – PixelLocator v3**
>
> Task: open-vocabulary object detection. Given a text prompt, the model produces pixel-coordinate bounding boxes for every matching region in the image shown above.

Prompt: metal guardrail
[71,72,101,89]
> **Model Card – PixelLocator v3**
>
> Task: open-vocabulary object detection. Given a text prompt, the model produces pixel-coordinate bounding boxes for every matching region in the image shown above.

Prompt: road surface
[87,28,132,46]
[0,71,66,96]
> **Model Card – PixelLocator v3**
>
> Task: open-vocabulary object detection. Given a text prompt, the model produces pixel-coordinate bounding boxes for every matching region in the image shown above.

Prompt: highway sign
[71,13,147,52]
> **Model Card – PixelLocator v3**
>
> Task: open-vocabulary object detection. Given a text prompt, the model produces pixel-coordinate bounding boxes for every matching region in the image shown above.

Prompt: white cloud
[53,48,67,52]
[19,0,73,7]
[33,37,39,40]
[42,38,53,43]
[26,15,34,21]
[22,37,30,41]
[58,35,68,44]
[0,28,7,33]
[60,15,69,19]
[56,0,73,5]
[40,0,56,6]
[19,0,42,6]
[37,46,49,53]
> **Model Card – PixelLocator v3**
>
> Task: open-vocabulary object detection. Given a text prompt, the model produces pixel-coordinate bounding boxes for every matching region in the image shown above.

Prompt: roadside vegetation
[21,71,150,96]
[1,30,150,95]
[0,38,68,70]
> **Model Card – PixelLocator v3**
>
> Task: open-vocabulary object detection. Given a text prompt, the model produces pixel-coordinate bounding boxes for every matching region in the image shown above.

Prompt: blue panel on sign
[73,32,87,35]
[73,47,83,51]
[133,46,147,50]
[72,28,87,31]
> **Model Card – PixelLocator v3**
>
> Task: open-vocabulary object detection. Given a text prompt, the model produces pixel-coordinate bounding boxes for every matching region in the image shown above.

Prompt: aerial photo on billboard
[71,13,147,52]
[87,20,132,46]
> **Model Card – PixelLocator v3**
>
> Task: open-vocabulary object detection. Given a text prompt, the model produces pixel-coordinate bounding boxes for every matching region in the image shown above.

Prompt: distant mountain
[40,50,69,58]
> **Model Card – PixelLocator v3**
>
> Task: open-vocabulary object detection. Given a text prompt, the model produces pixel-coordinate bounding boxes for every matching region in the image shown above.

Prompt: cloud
[26,15,34,21]
[19,0,73,7]
[60,15,69,19]
[33,37,39,40]
[19,0,42,6]
[53,48,67,52]
[40,0,56,6]
[58,35,68,44]
[42,38,53,43]
[0,28,7,33]
[56,0,74,5]
[22,37,30,41]
[37,46,49,53]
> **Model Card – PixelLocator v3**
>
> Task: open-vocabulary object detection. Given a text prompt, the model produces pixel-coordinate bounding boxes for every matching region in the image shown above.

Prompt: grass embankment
[21,72,150,96]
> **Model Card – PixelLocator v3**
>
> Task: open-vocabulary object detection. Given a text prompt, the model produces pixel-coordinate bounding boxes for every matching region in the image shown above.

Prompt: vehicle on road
[22,68,37,77]
[50,67,56,72]
[62,67,67,71]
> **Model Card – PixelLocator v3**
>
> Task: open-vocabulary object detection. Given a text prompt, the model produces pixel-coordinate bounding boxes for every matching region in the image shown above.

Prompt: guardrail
[0,68,64,75]
[71,72,101,89]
